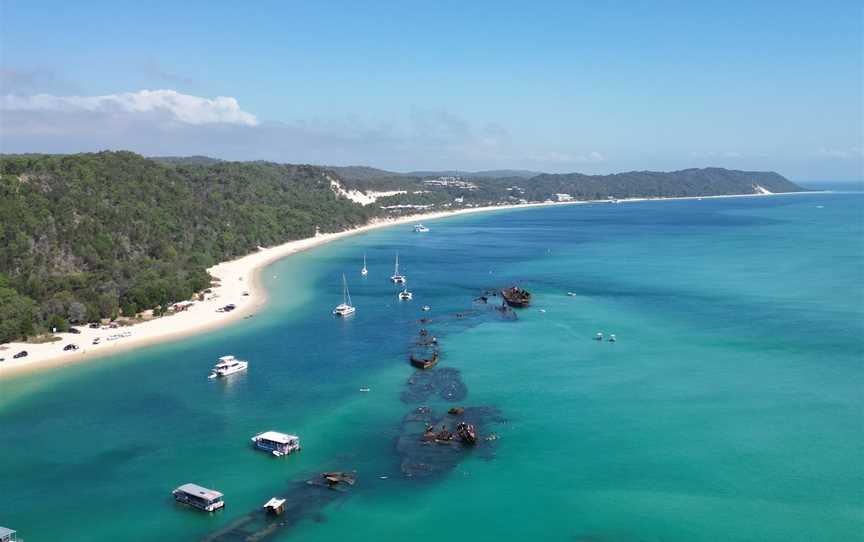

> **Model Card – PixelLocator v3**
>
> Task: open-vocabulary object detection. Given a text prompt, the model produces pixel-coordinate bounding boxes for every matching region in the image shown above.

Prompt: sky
[0,1,861,181]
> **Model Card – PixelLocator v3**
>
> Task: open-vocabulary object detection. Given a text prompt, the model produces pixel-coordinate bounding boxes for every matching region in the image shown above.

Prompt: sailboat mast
[395,253,399,275]
[342,274,348,305]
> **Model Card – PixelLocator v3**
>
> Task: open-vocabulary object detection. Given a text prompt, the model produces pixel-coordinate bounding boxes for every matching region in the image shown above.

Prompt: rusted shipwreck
[501,286,532,307]
[410,350,439,370]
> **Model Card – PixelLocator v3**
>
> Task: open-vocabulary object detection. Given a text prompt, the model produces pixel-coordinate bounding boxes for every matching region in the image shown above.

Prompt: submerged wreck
[201,476,352,542]
[396,405,504,479]
[402,367,468,403]
[501,286,532,307]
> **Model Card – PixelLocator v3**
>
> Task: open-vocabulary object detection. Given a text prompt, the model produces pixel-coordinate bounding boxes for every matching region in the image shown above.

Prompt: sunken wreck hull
[410,351,439,370]
[501,286,531,307]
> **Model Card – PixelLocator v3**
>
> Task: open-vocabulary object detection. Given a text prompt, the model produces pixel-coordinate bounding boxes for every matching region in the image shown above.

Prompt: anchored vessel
[413,224,430,233]
[208,355,248,379]
[333,274,356,316]
[399,287,413,300]
[172,483,225,512]
[390,253,407,284]
[501,286,532,307]
[361,253,368,276]
[251,431,301,457]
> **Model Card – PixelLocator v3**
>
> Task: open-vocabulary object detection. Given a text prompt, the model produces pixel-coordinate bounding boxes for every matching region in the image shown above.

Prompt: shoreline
[0,190,818,379]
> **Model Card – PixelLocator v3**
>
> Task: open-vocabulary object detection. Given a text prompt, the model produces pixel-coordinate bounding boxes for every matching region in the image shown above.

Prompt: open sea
[1,190,862,542]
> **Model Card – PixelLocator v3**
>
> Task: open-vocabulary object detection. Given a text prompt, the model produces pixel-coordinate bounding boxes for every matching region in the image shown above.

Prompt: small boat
[399,288,413,300]
[410,351,439,370]
[413,224,430,233]
[361,253,368,276]
[501,286,531,307]
[608,334,617,343]
[263,497,286,516]
[567,292,577,297]
[421,305,431,311]
[359,387,371,392]
[209,355,248,379]
[172,483,225,512]
[333,274,356,317]
[251,431,301,457]
[390,253,407,284]
[594,332,604,341]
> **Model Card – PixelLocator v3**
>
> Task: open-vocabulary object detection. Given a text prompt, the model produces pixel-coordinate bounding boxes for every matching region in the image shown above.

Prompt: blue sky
[1,1,861,180]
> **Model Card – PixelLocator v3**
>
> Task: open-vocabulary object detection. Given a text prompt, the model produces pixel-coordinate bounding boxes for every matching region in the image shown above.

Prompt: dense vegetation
[0,152,376,342]
[0,152,802,343]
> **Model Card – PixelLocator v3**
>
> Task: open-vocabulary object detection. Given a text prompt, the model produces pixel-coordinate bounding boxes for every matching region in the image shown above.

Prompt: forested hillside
[0,152,803,343]
[0,152,375,342]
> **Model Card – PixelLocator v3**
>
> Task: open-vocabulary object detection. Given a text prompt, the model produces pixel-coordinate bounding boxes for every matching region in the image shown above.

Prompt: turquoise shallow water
[1,193,862,541]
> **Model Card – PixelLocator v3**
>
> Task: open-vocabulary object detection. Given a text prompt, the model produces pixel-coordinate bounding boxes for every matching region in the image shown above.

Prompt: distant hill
[407,169,543,179]
[327,165,403,181]
[514,168,803,201]
[151,155,224,166]
[328,166,543,182]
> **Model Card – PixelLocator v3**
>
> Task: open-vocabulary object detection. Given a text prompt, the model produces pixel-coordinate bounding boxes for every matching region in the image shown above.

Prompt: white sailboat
[361,253,368,276]
[390,253,406,284]
[333,274,356,316]
[399,287,413,300]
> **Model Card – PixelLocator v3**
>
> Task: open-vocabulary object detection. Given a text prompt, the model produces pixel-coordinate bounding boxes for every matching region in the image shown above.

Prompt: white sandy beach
[0,191,812,378]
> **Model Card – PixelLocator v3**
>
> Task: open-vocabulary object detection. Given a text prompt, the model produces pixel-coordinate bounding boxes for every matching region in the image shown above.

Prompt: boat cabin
[263,497,286,516]
[0,527,19,542]
[251,431,301,457]
[172,483,225,512]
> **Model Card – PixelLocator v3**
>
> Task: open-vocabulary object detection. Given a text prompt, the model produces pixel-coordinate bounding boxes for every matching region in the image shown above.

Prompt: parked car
[63,344,79,351]
[89,322,100,329]
[69,328,81,334]
[13,350,28,359]
[92,338,101,345]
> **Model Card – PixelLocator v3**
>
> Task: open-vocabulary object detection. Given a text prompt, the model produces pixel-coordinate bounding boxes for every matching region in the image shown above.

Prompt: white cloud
[0,89,258,126]
[0,91,605,172]
[816,147,863,159]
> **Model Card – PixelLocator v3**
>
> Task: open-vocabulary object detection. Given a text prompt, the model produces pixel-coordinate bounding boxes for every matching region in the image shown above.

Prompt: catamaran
[390,253,406,284]
[399,287,413,300]
[333,274,356,316]
[208,355,248,379]
[361,253,368,276]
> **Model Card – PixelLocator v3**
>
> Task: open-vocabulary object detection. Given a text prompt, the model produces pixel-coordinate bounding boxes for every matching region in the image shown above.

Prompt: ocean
[1,191,862,541]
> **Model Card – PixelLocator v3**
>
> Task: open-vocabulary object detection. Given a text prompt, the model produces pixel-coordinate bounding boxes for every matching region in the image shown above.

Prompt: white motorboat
[413,224,430,233]
[390,253,406,284]
[333,274,356,316]
[608,334,617,343]
[399,288,413,300]
[421,305,431,311]
[209,355,248,379]
[250,431,301,457]
[594,332,604,341]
